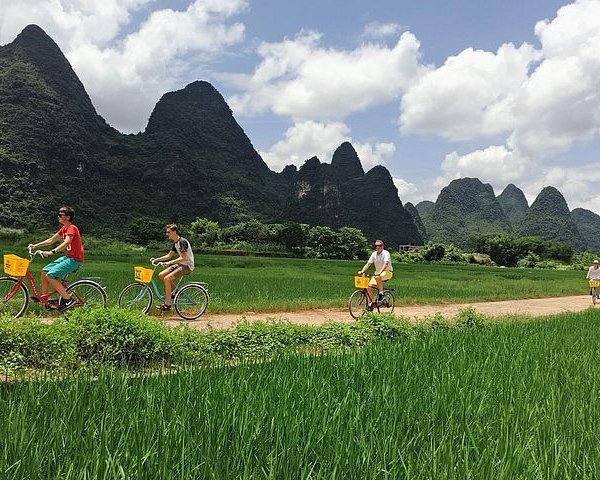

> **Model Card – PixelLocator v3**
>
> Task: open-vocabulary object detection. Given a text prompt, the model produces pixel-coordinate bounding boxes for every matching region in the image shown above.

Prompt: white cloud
[362,21,404,40]
[259,121,350,171]
[354,142,395,170]
[393,178,418,201]
[229,30,427,121]
[258,120,396,174]
[400,43,541,140]
[1,0,248,132]
[437,145,538,191]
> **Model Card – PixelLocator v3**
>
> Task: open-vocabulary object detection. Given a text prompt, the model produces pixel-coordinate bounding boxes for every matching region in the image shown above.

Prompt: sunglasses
[57,213,67,217]
[374,244,383,247]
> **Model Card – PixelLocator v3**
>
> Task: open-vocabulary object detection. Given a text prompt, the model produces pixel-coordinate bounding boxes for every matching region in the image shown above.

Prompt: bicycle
[590,279,600,305]
[0,246,107,318]
[117,261,209,320]
[348,273,395,319]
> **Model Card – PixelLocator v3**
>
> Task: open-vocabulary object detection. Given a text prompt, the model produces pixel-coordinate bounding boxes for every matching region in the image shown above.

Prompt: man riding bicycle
[30,206,84,311]
[151,224,195,311]
[358,239,393,304]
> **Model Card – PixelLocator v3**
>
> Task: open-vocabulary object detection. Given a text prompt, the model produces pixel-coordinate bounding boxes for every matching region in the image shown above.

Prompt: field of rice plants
[3,309,600,478]
[3,251,588,315]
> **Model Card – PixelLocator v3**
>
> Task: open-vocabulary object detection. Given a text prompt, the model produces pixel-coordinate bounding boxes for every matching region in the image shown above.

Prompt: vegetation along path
[160,295,594,330]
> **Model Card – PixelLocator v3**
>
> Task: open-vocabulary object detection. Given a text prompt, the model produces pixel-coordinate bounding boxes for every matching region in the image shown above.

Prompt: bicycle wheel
[118,283,153,313]
[593,287,598,305]
[66,280,107,309]
[349,289,369,319]
[0,277,29,318]
[174,283,209,320]
[376,289,395,314]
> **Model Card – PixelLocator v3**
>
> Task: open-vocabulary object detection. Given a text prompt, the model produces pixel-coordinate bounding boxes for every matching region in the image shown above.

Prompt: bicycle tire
[118,283,153,314]
[66,279,107,309]
[174,283,209,320]
[349,289,368,319]
[0,277,29,318]
[376,289,395,314]
[593,287,598,305]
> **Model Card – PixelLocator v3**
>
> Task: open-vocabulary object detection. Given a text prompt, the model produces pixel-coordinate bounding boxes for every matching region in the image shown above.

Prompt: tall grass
[3,310,600,478]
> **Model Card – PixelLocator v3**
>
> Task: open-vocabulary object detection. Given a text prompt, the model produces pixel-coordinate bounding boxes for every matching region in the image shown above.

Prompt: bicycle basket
[134,266,154,283]
[589,279,600,288]
[3,254,29,277]
[354,275,370,288]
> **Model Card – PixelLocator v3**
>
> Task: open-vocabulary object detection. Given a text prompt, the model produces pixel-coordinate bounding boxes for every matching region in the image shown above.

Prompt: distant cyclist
[587,259,600,294]
[358,239,393,304]
[30,206,84,311]
[151,224,195,311]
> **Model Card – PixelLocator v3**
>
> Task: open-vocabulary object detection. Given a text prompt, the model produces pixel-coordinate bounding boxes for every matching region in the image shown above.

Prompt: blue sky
[2,0,600,212]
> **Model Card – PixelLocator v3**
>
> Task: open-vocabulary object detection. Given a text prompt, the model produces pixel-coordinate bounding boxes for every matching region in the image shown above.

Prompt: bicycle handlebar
[150,258,165,267]
[27,245,44,258]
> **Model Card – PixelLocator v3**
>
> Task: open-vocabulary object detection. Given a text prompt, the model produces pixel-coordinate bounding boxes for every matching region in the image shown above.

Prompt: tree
[126,216,167,246]
[189,217,220,246]
[338,227,368,259]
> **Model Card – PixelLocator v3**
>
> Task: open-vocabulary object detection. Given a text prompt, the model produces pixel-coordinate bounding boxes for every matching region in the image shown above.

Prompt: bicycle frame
[145,275,186,304]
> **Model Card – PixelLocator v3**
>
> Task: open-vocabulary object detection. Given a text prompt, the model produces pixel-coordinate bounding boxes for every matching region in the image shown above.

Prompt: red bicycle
[0,246,106,318]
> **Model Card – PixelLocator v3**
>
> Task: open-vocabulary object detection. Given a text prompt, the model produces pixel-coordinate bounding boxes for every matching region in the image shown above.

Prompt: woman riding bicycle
[151,224,194,311]
[358,239,393,304]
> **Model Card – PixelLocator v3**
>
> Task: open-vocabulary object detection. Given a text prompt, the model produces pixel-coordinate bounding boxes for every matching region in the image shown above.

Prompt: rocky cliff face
[282,143,423,246]
[571,208,600,252]
[517,186,586,251]
[497,183,529,230]
[423,177,511,248]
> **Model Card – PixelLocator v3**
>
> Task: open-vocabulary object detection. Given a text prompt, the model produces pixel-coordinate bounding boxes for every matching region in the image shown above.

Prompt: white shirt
[588,265,600,280]
[368,249,393,272]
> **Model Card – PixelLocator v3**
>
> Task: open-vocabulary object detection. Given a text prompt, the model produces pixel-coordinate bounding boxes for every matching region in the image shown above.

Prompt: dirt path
[161,295,595,330]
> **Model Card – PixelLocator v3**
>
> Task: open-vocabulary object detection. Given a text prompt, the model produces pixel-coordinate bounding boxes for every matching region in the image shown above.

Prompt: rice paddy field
[3,309,600,478]
[1,250,589,314]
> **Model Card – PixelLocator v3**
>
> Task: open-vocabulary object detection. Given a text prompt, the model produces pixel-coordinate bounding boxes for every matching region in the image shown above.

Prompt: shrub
[422,243,445,262]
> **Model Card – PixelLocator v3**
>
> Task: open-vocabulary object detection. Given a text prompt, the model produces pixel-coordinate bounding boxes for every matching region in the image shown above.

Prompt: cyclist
[30,206,84,311]
[151,224,195,311]
[358,239,393,304]
[587,259,600,295]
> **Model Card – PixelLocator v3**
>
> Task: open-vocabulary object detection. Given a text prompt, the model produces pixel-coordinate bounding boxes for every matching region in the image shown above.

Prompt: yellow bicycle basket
[3,254,30,277]
[354,275,370,288]
[134,266,154,284]
[589,279,600,288]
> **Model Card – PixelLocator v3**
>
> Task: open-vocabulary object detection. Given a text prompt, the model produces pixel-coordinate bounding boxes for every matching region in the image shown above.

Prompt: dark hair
[59,206,75,221]
[166,223,179,234]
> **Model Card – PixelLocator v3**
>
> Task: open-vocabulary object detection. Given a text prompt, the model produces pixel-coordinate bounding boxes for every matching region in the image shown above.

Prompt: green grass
[0,248,590,314]
[3,310,600,478]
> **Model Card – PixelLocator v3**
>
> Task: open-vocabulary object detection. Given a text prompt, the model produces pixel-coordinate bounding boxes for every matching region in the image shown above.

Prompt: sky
[2,0,600,212]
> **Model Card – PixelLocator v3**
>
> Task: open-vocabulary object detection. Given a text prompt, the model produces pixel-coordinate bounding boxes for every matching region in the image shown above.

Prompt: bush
[443,244,464,263]
[188,217,220,247]
[422,243,445,262]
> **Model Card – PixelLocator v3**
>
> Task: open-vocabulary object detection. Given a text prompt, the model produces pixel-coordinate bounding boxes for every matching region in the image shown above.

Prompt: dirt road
[161,295,595,330]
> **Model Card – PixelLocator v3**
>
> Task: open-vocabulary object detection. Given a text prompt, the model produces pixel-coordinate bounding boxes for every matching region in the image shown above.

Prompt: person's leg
[158,266,184,308]
[45,257,81,310]
[41,270,50,295]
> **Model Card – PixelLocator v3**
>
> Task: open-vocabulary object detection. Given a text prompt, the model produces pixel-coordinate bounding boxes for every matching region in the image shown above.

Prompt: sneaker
[57,297,76,312]
[44,299,60,310]
[156,304,171,311]
[377,293,385,302]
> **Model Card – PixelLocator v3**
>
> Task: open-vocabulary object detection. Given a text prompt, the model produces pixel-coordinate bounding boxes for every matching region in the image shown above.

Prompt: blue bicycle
[117,261,209,320]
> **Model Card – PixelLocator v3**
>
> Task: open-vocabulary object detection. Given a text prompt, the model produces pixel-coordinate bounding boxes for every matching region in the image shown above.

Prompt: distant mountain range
[1,25,599,252]
[416,178,599,251]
